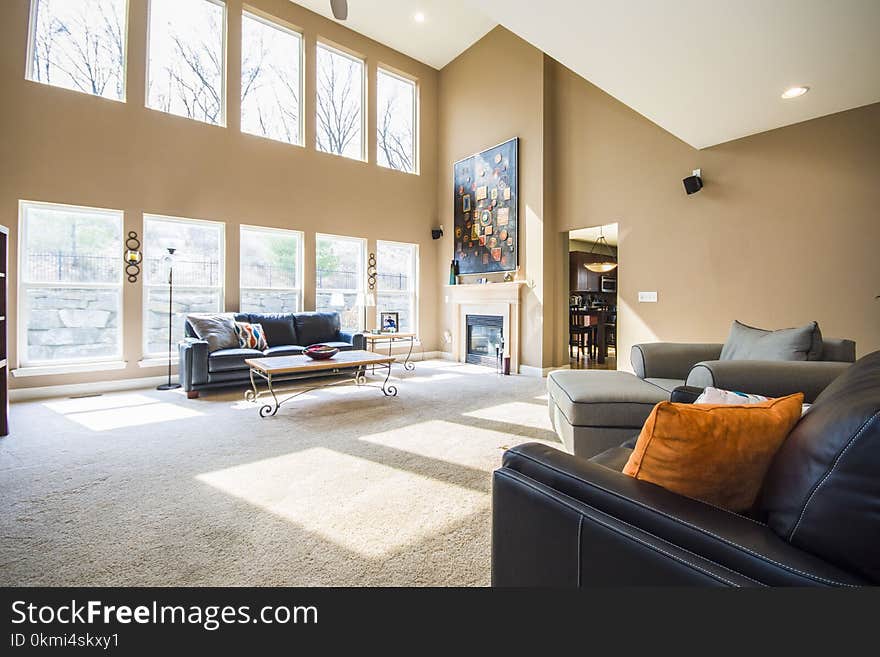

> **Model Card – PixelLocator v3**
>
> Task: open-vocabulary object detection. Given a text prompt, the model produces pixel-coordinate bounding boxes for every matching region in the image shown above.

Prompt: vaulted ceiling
[293,1,880,148]
[290,1,497,69]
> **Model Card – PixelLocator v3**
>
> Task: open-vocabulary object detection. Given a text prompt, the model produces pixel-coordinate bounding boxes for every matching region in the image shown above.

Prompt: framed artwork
[380,312,399,333]
[453,137,518,274]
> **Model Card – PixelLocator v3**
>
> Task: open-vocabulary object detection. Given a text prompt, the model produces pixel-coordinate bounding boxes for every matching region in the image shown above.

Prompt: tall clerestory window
[241,11,303,146]
[315,43,364,161]
[27,0,128,102]
[147,0,226,126]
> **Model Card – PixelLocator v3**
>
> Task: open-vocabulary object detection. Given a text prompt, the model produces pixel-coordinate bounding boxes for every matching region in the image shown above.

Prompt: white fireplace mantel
[444,281,527,373]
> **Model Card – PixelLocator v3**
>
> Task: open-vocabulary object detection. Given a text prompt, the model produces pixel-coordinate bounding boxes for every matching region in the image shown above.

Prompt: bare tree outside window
[28,0,127,101]
[316,44,364,160]
[377,69,416,173]
[241,13,302,145]
[147,0,225,125]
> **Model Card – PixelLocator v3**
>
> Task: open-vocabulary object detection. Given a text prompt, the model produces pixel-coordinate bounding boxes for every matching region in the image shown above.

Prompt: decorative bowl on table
[304,344,339,360]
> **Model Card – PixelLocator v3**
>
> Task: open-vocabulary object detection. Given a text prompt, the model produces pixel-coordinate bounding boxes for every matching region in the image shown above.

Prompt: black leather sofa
[178,311,365,398]
[492,350,880,587]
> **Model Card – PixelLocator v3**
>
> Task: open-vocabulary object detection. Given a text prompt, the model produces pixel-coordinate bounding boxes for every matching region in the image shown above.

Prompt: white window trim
[376,66,419,175]
[239,224,304,313]
[13,360,128,378]
[145,0,228,126]
[142,212,226,359]
[315,41,366,162]
[17,200,125,370]
[241,9,304,147]
[376,239,419,336]
[315,233,366,329]
[25,0,130,103]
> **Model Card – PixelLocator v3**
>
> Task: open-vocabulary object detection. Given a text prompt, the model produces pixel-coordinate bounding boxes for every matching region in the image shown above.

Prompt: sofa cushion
[187,313,239,353]
[263,345,305,357]
[759,350,880,582]
[623,394,804,512]
[293,312,341,347]
[208,348,263,373]
[644,377,686,393]
[246,313,297,347]
[547,370,668,427]
[720,320,823,361]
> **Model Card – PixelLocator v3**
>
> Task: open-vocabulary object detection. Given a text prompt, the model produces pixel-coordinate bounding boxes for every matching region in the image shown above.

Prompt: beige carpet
[0,360,559,586]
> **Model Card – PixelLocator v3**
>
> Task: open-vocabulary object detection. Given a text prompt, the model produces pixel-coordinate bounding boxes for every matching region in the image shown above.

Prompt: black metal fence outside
[27,253,410,290]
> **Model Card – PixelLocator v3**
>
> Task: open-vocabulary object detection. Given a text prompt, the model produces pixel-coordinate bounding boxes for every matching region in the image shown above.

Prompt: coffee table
[245,350,397,418]
[364,332,417,371]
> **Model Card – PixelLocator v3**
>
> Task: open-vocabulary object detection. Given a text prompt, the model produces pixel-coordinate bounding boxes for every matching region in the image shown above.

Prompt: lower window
[143,214,225,358]
[18,201,123,367]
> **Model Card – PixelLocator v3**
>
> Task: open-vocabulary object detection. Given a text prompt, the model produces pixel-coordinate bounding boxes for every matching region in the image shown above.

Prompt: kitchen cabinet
[569,251,617,292]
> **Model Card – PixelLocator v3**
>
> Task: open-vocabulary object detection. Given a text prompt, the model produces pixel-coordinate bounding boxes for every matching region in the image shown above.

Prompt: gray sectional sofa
[548,321,857,458]
[178,311,365,397]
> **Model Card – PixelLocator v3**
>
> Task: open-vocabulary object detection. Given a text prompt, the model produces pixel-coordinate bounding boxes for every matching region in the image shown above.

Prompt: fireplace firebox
[466,315,504,368]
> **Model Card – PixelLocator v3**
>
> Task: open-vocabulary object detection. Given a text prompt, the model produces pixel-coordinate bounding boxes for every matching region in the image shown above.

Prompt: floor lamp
[157,247,181,391]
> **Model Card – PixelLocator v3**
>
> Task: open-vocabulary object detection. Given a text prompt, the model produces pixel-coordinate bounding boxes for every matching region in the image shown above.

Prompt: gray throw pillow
[719,320,823,361]
[187,313,238,353]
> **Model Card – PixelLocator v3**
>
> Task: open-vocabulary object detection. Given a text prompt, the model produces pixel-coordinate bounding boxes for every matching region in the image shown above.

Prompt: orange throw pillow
[622,393,804,512]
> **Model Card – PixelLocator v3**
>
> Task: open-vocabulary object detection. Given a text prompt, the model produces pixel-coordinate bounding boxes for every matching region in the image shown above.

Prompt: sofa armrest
[686,360,850,403]
[494,443,865,587]
[670,385,705,404]
[178,339,209,391]
[631,343,723,380]
[340,330,366,350]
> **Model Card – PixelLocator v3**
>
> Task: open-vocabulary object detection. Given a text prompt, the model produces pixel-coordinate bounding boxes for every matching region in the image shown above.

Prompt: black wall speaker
[683,169,703,195]
[431,226,444,240]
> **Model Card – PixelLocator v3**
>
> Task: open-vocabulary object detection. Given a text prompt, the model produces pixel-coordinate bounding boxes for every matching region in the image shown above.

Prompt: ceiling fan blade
[330,0,348,20]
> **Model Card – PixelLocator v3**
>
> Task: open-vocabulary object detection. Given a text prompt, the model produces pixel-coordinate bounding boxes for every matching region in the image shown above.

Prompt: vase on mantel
[449,259,459,285]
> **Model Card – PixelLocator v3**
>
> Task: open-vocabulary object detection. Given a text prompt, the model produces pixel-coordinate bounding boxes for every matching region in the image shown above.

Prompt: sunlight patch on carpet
[359,419,515,471]
[196,447,487,558]
[462,401,553,431]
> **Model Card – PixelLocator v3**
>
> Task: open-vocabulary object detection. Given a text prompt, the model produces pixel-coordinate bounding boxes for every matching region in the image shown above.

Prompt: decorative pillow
[719,320,823,361]
[695,386,769,405]
[187,313,238,353]
[622,393,804,512]
[234,322,268,351]
[696,386,812,415]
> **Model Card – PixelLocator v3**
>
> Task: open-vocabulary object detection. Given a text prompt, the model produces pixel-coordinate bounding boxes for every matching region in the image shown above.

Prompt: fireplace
[466,315,504,368]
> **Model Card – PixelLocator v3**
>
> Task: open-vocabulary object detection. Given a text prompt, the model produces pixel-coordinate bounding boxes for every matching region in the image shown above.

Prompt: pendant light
[584,227,617,273]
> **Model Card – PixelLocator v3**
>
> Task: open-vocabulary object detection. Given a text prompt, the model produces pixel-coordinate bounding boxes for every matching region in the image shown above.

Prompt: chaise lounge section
[549,323,856,457]
[178,311,365,398]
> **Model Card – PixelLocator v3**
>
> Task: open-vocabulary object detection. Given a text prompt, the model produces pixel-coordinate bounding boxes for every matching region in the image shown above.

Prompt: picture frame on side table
[380,312,399,333]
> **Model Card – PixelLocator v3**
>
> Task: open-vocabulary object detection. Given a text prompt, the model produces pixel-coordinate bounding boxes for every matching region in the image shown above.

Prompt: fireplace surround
[444,281,525,374]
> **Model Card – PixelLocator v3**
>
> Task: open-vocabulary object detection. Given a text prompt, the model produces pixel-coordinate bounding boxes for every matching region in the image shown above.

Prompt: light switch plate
[638,291,658,303]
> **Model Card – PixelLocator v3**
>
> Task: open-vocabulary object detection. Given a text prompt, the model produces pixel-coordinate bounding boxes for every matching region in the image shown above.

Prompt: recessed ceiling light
[781,86,809,99]
[414,12,426,23]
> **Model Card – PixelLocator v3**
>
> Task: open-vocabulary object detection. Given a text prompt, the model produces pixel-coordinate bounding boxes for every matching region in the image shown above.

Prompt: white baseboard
[519,363,572,378]
[11,375,169,402]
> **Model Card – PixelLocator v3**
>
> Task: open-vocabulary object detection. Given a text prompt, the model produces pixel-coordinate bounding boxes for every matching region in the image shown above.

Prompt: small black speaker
[431,227,444,240]
[683,170,703,195]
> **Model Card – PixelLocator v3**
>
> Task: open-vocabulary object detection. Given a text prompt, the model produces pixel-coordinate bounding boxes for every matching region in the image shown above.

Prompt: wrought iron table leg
[381,362,398,396]
[403,336,415,371]
[260,373,280,418]
[245,368,258,403]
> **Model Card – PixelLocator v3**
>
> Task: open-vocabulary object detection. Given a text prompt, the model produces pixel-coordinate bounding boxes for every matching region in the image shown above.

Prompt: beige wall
[436,27,550,369]
[547,60,880,367]
[437,27,879,372]
[0,0,439,389]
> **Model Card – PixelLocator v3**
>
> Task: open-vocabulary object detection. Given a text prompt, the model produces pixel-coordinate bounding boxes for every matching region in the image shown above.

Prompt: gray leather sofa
[178,311,365,398]
[548,335,856,458]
